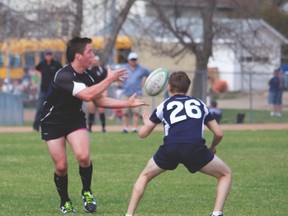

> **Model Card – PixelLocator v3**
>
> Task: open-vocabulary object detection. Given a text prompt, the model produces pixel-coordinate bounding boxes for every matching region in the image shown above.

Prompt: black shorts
[153,143,214,173]
[41,120,87,140]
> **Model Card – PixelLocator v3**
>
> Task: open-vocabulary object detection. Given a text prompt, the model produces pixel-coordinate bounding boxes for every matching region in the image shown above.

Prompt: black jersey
[87,65,107,84]
[40,64,95,125]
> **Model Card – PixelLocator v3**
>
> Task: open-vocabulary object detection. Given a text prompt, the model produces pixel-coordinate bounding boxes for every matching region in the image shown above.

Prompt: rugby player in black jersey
[125,71,231,216]
[40,37,148,214]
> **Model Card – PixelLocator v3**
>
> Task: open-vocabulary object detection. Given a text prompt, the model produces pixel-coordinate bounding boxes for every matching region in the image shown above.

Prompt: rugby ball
[144,68,169,96]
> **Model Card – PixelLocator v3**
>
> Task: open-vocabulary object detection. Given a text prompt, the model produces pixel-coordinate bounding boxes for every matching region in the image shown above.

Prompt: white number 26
[167,99,202,124]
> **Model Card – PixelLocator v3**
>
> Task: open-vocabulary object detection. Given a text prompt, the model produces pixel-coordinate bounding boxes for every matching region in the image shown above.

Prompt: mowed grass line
[0,130,287,216]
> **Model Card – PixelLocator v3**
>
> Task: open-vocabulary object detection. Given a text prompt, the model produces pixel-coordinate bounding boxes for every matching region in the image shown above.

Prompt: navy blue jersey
[40,64,96,125]
[150,94,214,145]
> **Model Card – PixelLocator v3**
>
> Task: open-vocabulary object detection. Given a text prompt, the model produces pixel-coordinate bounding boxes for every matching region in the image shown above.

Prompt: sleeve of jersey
[149,101,165,124]
[204,105,215,124]
[55,71,87,96]
[35,62,42,71]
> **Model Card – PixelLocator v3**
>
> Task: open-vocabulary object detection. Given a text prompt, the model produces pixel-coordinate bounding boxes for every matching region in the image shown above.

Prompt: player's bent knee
[55,163,68,174]
[76,153,90,166]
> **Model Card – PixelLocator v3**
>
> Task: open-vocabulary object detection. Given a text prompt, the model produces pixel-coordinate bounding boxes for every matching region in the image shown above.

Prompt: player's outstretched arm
[75,65,127,101]
[93,93,149,109]
[138,110,157,138]
[205,119,223,154]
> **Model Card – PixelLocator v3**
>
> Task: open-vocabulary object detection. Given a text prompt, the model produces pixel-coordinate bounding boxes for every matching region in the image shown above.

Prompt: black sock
[54,173,69,205]
[88,113,95,131]
[79,162,93,192]
[99,113,106,129]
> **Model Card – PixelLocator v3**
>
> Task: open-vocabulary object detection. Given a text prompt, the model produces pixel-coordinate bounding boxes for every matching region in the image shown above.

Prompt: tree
[101,0,135,65]
[72,0,83,37]
[146,0,216,99]
[123,0,287,99]
[262,1,288,62]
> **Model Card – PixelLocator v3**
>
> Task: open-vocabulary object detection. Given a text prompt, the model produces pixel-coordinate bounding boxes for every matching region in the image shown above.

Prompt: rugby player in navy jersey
[40,37,148,214]
[125,71,232,216]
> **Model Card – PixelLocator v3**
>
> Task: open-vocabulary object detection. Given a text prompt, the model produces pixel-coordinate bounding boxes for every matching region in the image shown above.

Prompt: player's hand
[128,93,149,107]
[142,110,151,125]
[209,146,216,154]
[139,109,157,138]
[106,65,128,82]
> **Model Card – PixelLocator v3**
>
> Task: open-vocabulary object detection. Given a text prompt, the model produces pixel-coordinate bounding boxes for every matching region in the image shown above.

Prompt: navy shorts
[153,143,214,173]
[268,91,282,105]
[41,120,87,141]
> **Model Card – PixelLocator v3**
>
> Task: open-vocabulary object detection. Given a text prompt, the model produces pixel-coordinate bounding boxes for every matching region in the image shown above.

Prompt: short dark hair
[169,71,191,94]
[66,37,92,63]
[211,100,218,108]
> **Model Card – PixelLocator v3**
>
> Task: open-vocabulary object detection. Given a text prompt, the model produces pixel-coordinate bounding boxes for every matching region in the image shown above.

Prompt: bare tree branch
[101,0,135,65]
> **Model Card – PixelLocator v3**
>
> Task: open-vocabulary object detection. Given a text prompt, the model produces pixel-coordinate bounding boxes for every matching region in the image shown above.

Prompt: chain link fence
[1,70,287,125]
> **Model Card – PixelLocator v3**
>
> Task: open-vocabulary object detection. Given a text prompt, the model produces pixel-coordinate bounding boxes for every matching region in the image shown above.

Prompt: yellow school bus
[0,36,132,80]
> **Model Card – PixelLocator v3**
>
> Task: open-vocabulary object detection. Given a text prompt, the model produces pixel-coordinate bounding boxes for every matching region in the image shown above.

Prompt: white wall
[208,33,283,92]
[208,43,241,91]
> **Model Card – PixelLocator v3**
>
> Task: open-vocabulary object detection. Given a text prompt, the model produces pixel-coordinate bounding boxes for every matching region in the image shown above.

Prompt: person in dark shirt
[268,68,284,117]
[40,37,148,214]
[33,49,62,131]
[209,100,222,123]
[86,56,107,132]
[124,71,231,216]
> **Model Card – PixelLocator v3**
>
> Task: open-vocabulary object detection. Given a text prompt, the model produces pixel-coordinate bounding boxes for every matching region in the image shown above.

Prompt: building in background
[1,0,288,92]
[122,1,288,92]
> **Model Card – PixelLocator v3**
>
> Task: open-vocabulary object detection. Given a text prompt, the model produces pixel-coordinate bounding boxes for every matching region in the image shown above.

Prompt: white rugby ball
[144,67,169,96]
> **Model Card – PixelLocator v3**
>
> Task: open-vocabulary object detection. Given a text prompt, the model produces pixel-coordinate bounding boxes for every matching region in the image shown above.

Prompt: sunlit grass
[0,130,287,215]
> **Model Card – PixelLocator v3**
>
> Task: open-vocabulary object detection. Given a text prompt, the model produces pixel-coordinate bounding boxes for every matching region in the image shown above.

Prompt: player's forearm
[138,125,152,138]
[211,134,223,148]
[94,96,131,108]
[77,77,114,101]
[138,121,156,138]
[206,120,223,148]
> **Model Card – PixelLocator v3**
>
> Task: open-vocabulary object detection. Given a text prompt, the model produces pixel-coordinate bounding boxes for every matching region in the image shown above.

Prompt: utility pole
[109,0,116,66]
[5,0,11,92]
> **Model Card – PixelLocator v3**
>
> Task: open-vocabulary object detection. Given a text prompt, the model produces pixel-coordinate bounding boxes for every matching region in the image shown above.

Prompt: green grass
[221,109,288,124]
[22,108,288,127]
[0,130,288,215]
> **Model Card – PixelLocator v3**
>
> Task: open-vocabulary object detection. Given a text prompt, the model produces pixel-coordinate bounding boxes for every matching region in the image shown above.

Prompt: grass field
[22,108,288,127]
[220,109,288,124]
[0,130,287,216]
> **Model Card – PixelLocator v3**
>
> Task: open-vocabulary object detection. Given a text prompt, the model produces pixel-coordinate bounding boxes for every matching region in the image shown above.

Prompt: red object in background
[211,79,228,93]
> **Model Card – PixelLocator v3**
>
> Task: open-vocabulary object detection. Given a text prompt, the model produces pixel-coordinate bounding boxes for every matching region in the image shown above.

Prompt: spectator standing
[33,49,62,131]
[268,68,284,117]
[40,37,148,213]
[21,67,34,102]
[209,100,222,123]
[124,71,231,216]
[1,78,13,93]
[87,56,107,132]
[121,52,150,133]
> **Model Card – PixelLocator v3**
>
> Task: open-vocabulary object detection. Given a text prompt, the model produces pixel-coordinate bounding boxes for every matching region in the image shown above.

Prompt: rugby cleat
[60,200,76,214]
[82,190,97,213]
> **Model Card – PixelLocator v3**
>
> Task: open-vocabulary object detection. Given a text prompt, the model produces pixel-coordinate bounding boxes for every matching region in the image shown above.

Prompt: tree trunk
[191,0,215,102]
[192,53,208,100]
[101,0,135,66]
[72,0,83,38]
